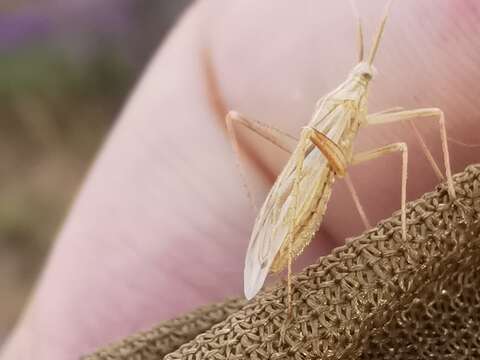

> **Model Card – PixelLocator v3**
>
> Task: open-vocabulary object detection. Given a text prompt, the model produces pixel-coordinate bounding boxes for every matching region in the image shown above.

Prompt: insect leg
[225,111,298,212]
[366,108,455,199]
[369,106,404,116]
[448,137,480,148]
[308,128,371,228]
[345,174,371,230]
[408,121,444,181]
[368,110,442,181]
[284,128,313,315]
[352,142,408,242]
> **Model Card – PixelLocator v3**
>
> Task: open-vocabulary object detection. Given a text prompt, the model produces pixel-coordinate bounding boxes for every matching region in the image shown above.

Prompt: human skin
[2,0,480,358]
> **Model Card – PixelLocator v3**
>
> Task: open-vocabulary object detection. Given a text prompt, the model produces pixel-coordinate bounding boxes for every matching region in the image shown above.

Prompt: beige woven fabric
[86,164,480,360]
[84,298,246,359]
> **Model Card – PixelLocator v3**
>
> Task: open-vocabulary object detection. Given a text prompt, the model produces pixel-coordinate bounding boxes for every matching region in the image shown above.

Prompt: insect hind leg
[345,174,371,230]
[448,137,480,148]
[368,108,443,181]
[367,108,455,199]
[352,142,408,242]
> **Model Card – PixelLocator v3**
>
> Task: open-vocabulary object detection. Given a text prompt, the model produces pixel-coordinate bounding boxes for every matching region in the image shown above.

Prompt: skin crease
[2,0,480,358]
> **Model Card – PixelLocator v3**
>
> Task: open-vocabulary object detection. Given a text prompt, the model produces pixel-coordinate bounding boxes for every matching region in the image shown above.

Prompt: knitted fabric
[84,298,246,359]
[86,164,480,360]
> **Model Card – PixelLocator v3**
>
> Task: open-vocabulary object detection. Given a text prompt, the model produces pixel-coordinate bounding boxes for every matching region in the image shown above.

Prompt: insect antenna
[349,0,364,62]
[367,0,394,65]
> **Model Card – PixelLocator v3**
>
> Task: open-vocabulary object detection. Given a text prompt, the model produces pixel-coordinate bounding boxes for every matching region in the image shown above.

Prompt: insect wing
[244,103,352,299]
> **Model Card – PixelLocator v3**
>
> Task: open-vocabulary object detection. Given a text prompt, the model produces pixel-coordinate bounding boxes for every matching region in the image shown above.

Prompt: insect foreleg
[351,142,408,242]
[366,108,455,199]
[225,111,298,212]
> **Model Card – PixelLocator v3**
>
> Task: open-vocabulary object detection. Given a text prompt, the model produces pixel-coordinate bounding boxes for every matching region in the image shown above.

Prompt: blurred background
[0,0,191,339]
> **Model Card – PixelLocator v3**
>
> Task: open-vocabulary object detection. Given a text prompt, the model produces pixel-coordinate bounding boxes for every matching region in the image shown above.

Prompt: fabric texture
[85,164,480,360]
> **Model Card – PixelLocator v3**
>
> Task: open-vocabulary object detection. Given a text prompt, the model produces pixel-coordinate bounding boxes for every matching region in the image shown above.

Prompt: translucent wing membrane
[244,100,355,299]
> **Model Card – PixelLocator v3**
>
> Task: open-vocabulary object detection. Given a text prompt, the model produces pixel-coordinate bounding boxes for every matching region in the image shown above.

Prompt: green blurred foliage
[0,45,133,335]
[0,0,191,340]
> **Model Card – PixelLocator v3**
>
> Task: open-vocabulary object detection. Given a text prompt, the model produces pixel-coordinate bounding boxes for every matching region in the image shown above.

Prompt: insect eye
[362,72,372,80]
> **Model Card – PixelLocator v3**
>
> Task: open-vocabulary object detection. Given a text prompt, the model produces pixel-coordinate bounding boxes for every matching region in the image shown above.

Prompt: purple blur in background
[0,0,191,341]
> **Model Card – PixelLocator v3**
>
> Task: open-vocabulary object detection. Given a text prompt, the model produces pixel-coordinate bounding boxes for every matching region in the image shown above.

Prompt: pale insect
[225,0,455,306]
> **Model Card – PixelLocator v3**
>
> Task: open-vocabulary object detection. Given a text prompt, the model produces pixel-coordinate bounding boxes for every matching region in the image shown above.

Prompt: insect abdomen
[270,167,335,272]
